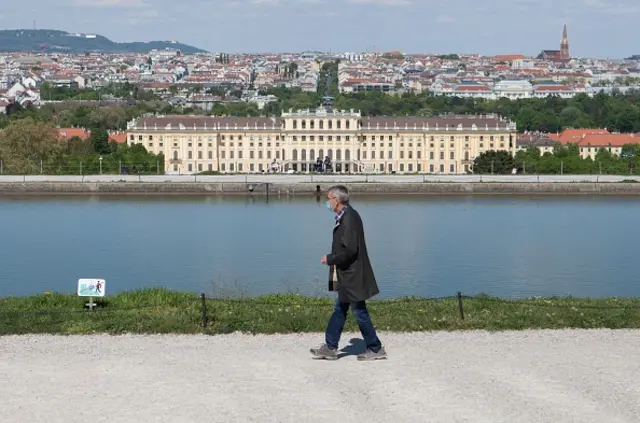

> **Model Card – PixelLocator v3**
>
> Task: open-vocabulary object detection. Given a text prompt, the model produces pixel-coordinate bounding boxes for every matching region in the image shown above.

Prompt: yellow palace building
[126,107,517,174]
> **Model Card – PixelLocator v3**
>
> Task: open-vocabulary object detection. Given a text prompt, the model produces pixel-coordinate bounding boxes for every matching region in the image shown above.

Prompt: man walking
[310,185,387,361]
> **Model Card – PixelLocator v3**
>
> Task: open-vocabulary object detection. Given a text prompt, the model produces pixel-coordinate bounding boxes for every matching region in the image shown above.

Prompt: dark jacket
[326,205,379,302]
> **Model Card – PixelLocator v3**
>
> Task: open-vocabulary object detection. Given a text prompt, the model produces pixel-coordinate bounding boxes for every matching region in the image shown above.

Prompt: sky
[0,0,637,58]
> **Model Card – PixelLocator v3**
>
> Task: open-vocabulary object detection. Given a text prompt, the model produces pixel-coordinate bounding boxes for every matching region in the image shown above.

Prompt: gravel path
[1,329,639,423]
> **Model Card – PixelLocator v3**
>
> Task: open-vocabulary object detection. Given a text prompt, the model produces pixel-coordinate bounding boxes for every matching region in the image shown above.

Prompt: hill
[0,29,208,54]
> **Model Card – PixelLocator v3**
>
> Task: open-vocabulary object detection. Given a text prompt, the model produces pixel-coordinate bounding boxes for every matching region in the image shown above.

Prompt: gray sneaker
[357,346,387,361]
[310,343,338,360]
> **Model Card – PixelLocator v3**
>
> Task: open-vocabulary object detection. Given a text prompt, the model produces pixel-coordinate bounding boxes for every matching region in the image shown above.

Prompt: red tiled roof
[109,131,127,144]
[579,134,637,148]
[555,128,610,144]
[516,69,547,75]
[492,54,527,61]
[57,128,90,141]
[454,85,491,92]
[56,128,127,144]
[535,85,571,91]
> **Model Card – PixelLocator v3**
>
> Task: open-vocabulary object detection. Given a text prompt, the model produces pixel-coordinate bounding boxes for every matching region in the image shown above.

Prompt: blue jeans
[325,297,382,352]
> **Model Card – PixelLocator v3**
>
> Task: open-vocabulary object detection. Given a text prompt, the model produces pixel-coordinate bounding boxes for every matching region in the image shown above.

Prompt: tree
[473,150,515,174]
[286,62,298,79]
[5,102,23,117]
[0,118,61,174]
[89,127,111,155]
[64,136,94,156]
[88,107,128,129]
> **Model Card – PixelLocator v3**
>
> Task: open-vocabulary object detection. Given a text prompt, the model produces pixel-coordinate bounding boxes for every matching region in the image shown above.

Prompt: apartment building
[126,108,517,174]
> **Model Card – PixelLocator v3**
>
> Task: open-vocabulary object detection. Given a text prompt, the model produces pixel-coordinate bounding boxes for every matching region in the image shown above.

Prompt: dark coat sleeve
[326,214,359,267]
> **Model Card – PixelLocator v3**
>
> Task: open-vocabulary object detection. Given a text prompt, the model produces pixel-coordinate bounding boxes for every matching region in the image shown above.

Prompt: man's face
[326,193,338,211]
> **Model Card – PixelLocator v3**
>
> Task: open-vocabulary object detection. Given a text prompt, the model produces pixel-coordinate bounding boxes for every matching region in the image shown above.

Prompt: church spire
[560,24,569,59]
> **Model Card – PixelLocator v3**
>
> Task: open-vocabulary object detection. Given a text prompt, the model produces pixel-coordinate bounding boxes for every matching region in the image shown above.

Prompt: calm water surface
[1,194,639,299]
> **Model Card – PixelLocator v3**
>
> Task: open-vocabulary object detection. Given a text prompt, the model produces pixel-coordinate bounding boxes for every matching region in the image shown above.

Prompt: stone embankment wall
[1,182,640,195]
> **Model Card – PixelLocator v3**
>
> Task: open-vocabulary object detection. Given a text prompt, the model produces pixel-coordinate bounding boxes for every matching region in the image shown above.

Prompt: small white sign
[77,278,106,297]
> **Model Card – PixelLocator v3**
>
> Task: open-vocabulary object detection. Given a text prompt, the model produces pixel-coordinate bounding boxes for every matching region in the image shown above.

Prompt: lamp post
[99,156,103,175]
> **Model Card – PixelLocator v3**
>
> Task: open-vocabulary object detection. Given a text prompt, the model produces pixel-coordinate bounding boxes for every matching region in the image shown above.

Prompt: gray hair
[328,185,350,205]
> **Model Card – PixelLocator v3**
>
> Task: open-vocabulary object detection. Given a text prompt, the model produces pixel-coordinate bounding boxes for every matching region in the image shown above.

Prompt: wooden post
[457,291,465,320]
[200,293,208,328]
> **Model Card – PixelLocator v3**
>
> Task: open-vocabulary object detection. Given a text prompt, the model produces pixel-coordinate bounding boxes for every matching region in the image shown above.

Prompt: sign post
[77,278,106,310]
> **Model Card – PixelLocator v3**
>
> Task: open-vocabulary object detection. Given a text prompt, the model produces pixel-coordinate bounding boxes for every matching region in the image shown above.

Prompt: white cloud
[583,0,637,14]
[138,9,160,18]
[222,0,281,6]
[347,0,411,5]
[72,0,148,7]
[436,16,455,23]
[203,0,321,8]
[294,10,336,16]
[583,0,607,6]
[103,1,159,25]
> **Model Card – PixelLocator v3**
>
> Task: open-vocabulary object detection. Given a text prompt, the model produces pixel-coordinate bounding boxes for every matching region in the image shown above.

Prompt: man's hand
[320,256,328,264]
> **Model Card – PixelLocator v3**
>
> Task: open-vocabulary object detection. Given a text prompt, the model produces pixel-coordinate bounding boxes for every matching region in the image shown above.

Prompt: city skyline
[0,0,637,59]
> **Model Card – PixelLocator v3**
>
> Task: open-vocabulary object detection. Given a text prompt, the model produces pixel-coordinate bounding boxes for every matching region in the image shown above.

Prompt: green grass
[1,288,640,335]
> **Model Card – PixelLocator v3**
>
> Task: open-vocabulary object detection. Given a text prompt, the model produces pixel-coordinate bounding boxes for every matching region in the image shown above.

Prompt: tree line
[3,81,640,175]
[6,82,640,134]
[0,118,163,175]
[473,144,640,175]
